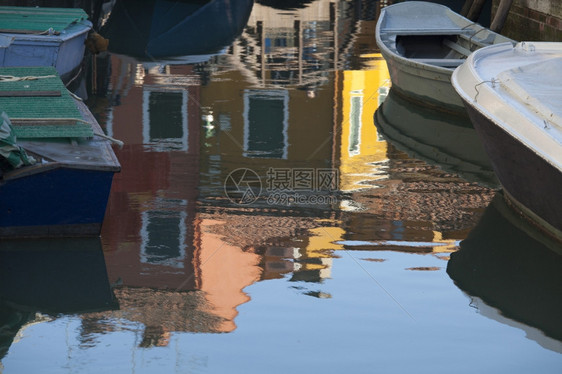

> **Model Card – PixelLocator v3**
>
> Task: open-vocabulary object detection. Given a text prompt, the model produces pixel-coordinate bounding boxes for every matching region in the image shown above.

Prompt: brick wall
[493,0,562,41]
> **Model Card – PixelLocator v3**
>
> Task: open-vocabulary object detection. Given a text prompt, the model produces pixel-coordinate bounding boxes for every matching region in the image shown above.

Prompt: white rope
[93,132,124,147]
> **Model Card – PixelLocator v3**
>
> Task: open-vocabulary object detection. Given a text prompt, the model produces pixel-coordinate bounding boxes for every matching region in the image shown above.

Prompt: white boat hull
[381,49,463,112]
[452,42,562,240]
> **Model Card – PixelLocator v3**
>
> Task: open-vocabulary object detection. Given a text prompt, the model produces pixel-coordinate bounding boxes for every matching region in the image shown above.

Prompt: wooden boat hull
[0,20,91,84]
[0,67,120,238]
[376,1,513,114]
[0,166,115,237]
[452,42,562,239]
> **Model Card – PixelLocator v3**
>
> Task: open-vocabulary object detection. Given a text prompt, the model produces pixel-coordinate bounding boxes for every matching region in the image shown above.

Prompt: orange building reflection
[95,54,273,338]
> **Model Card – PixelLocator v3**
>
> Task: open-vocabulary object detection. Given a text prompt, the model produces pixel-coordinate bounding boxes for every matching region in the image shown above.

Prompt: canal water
[1,1,562,373]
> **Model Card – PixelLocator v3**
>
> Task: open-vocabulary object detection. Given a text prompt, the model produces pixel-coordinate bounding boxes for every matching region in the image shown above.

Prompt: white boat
[452,41,562,240]
[376,1,514,114]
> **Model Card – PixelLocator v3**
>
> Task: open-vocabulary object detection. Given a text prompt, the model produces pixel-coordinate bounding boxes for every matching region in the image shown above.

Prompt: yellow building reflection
[338,57,390,193]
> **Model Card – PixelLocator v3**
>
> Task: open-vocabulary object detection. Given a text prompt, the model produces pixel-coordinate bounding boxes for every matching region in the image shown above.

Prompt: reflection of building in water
[98,55,272,337]
[290,226,343,285]
[337,58,389,193]
[237,1,336,88]
[333,45,494,251]
[80,0,495,348]
[198,28,338,209]
[227,0,386,89]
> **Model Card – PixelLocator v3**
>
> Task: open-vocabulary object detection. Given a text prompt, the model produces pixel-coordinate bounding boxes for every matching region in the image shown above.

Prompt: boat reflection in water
[374,88,498,187]
[447,193,562,352]
[0,238,117,359]
[100,0,254,62]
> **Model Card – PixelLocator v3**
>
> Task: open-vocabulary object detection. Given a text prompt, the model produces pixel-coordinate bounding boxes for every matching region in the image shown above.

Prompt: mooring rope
[474,79,498,102]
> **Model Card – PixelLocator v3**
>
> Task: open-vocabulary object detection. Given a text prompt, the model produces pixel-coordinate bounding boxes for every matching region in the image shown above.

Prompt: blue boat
[0,67,121,238]
[0,6,92,84]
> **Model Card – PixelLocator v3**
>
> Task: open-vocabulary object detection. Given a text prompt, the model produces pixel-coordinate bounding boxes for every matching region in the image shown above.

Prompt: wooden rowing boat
[0,67,121,238]
[0,6,92,84]
[376,1,514,114]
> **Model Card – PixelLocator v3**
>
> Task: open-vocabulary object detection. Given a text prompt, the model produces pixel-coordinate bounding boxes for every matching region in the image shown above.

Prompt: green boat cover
[0,66,93,139]
[0,111,35,169]
[0,6,88,33]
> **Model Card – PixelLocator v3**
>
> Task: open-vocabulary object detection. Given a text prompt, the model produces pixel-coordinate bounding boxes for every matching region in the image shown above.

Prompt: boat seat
[381,28,472,36]
[442,39,472,57]
[410,58,465,67]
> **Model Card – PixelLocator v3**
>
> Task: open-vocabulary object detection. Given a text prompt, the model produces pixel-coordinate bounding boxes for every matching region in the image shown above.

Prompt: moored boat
[0,6,92,84]
[376,1,514,114]
[452,41,562,240]
[0,66,121,238]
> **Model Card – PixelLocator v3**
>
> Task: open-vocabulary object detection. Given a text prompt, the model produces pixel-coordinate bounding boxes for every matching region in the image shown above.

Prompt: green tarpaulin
[0,111,35,170]
[0,6,88,33]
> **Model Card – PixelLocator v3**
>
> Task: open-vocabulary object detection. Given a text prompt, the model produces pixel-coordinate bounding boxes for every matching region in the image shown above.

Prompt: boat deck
[0,66,120,179]
[0,66,93,138]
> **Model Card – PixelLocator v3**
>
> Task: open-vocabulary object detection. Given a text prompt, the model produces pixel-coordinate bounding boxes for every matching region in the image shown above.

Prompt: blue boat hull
[0,166,116,237]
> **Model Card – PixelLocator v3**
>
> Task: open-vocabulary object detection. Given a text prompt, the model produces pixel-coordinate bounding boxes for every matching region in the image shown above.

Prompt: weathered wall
[493,0,562,41]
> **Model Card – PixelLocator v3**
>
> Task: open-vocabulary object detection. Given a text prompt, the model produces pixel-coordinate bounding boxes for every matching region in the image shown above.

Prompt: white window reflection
[142,87,188,152]
[349,90,363,156]
[140,209,187,269]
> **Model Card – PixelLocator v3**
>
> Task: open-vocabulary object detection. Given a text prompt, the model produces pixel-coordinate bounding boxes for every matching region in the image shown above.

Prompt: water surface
[1,1,561,373]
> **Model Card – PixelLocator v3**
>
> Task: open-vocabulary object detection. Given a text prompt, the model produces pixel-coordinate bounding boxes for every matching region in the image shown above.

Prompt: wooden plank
[410,58,465,67]
[0,90,61,97]
[490,0,514,33]
[461,0,474,16]
[382,28,470,35]
[0,28,61,35]
[467,0,487,21]
[11,118,80,126]
[443,39,472,57]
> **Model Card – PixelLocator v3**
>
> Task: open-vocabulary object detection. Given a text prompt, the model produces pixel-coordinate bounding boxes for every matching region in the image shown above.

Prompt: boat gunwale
[0,19,92,43]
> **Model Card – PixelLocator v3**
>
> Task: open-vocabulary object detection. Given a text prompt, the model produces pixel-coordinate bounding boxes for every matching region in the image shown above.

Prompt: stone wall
[493,0,562,41]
